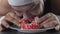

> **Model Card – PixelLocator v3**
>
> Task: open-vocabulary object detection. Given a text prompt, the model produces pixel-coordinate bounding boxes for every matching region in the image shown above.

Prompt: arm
[0,0,21,31]
[0,0,13,16]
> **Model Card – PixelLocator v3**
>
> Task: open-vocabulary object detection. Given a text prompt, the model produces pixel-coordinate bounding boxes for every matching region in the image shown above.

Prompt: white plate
[10,26,54,33]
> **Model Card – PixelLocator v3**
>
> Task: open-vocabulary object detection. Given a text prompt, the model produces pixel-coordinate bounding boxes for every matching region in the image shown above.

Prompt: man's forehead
[12,3,34,7]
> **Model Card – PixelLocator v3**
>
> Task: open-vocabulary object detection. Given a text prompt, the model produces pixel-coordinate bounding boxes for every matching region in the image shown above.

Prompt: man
[0,0,60,31]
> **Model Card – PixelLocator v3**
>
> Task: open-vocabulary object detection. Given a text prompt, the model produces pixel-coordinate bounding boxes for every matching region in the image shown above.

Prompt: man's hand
[35,13,60,30]
[42,13,60,30]
[0,11,21,31]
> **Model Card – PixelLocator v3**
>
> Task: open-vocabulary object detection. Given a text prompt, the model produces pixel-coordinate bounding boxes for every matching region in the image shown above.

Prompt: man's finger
[5,16,20,27]
[7,12,20,22]
[42,20,58,28]
[0,24,3,32]
[4,11,21,27]
[5,14,20,27]
[40,14,59,28]
[41,16,55,25]
[1,20,10,28]
[39,13,53,23]
[34,17,40,23]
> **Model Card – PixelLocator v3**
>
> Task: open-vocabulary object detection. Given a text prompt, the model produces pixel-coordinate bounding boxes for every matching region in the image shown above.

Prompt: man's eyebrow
[15,10,22,12]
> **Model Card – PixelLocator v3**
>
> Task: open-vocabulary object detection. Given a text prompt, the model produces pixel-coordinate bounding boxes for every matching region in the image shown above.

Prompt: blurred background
[44,0,60,15]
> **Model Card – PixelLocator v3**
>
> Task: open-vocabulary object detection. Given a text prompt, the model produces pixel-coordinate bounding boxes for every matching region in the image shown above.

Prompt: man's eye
[20,16,23,19]
[15,10,22,13]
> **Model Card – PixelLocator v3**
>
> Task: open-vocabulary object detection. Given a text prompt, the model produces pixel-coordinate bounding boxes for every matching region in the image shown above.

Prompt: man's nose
[23,12,34,22]
[23,12,28,19]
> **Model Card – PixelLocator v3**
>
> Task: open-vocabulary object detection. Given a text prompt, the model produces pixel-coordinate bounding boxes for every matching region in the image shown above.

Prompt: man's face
[11,3,41,22]
[12,3,33,20]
